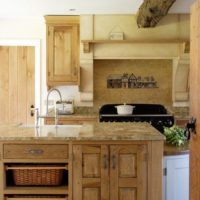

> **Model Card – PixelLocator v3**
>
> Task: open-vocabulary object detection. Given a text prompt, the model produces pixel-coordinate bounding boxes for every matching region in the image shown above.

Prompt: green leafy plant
[163,125,187,146]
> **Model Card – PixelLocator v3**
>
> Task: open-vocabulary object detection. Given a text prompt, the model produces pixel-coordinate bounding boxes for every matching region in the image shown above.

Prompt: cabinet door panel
[119,188,137,200]
[83,154,100,178]
[83,188,100,200]
[54,27,72,76]
[119,153,136,177]
[73,145,109,200]
[46,16,80,87]
[164,155,189,200]
[110,145,147,200]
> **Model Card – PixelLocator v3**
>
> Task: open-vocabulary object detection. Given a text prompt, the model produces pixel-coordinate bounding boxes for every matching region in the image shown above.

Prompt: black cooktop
[99,103,174,133]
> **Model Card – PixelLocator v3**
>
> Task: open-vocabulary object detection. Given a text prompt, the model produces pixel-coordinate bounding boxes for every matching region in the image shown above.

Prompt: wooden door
[0,46,35,124]
[73,145,109,200]
[190,1,200,199]
[47,24,79,86]
[110,145,147,200]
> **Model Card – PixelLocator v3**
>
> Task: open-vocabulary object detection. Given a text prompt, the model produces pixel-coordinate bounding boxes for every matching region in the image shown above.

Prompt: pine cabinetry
[73,144,148,200]
[45,16,80,87]
[0,140,163,200]
[0,142,70,200]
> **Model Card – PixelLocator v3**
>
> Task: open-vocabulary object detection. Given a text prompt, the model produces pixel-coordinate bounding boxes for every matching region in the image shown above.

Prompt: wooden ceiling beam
[137,0,176,28]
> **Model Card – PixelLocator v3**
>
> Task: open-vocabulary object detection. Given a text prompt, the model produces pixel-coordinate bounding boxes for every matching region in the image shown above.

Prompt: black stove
[99,104,174,132]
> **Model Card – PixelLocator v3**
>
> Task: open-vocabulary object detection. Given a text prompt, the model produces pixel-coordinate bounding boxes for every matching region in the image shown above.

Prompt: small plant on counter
[163,125,187,146]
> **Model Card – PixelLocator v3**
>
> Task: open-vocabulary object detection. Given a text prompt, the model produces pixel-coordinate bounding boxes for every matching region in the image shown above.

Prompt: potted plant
[163,125,187,146]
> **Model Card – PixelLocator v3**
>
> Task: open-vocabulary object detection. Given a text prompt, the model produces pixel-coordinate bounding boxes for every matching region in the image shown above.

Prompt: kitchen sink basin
[18,124,82,137]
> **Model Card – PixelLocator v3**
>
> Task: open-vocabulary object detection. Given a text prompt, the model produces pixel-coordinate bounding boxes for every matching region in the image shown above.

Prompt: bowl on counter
[115,104,135,115]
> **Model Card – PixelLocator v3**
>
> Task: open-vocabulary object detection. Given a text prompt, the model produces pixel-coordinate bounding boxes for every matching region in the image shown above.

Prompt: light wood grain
[190,1,200,200]
[0,46,35,125]
[3,144,68,159]
[81,39,189,53]
[148,141,163,200]
[46,16,80,87]
[110,145,147,200]
[73,145,108,200]
[6,198,68,200]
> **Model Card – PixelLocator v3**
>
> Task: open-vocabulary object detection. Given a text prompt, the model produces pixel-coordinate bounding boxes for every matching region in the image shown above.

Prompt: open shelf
[5,194,68,200]
[4,186,69,195]
[81,39,189,53]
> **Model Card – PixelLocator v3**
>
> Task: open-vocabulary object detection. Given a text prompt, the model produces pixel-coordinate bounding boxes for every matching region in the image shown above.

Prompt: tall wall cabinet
[45,16,80,87]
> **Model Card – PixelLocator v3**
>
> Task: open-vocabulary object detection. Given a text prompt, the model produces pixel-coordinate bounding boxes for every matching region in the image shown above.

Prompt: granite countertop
[164,142,189,155]
[44,113,97,119]
[43,109,98,120]
[0,122,165,141]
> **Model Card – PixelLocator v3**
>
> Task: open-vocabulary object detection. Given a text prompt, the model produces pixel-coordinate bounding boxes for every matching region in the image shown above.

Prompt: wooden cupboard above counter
[45,16,80,88]
[0,123,165,200]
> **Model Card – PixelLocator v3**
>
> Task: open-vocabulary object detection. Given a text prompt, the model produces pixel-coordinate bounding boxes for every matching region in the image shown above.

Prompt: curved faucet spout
[46,88,62,115]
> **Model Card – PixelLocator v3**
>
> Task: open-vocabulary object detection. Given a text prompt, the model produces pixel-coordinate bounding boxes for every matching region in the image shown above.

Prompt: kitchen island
[0,123,165,200]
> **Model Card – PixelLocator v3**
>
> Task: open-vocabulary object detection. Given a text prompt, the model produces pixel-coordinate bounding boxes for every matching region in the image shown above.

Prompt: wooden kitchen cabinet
[1,142,70,200]
[73,144,148,200]
[45,16,80,87]
[73,145,109,200]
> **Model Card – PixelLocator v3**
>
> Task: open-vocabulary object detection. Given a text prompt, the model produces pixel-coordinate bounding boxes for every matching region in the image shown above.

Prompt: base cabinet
[163,154,189,200]
[0,141,163,200]
[73,144,148,200]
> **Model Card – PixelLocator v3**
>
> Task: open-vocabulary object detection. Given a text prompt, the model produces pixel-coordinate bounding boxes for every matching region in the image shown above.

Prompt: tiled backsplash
[94,59,172,110]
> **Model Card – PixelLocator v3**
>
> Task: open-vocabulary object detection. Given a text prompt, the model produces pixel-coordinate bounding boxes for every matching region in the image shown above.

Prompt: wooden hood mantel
[81,39,188,54]
[137,0,176,28]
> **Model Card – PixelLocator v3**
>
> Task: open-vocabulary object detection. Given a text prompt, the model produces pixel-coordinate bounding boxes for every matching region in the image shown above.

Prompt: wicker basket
[7,165,67,186]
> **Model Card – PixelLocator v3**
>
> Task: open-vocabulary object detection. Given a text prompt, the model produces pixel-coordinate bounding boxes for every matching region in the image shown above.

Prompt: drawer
[3,144,68,159]
[6,197,67,200]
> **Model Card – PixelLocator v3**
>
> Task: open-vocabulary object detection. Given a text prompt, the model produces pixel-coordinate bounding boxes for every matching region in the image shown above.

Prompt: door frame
[0,39,41,117]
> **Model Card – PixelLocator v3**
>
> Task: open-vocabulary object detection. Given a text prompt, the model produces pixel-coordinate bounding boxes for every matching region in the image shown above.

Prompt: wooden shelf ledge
[81,39,189,53]
[4,186,68,195]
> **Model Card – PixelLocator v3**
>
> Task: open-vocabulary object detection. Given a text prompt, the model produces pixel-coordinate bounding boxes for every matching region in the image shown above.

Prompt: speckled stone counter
[0,123,165,141]
[164,142,189,155]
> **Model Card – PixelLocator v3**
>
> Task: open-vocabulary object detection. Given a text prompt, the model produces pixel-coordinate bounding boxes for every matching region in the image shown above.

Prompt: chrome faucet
[46,88,62,115]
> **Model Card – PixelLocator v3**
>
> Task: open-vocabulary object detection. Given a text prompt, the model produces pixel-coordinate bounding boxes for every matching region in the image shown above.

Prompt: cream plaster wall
[0,14,190,114]
[94,59,172,110]
[80,14,190,108]
[93,15,189,40]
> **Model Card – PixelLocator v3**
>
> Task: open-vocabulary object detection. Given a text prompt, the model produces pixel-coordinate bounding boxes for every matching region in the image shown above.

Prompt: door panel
[0,46,35,124]
[110,145,147,200]
[48,24,79,84]
[83,154,101,178]
[83,188,100,200]
[119,188,137,200]
[119,153,136,177]
[190,1,200,199]
[73,145,109,200]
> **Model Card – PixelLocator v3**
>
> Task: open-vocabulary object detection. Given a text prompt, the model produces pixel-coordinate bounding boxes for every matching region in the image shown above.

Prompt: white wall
[0,0,195,18]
